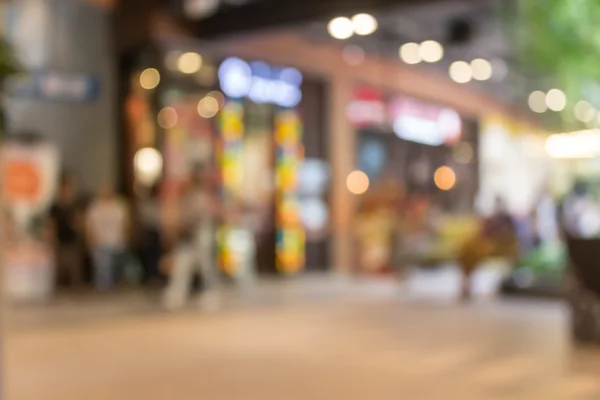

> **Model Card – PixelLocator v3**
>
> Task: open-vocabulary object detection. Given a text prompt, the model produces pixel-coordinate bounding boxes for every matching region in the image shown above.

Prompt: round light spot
[351,13,378,36]
[449,61,472,83]
[134,147,163,184]
[575,100,595,122]
[346,170,370,195]
[139,68,160,90]
[528,91,548,113]
[197,96,220,118]
[178,52,203,74]
[157,107,178,129]
[419,40,444,63]
[546,89,566,112]
[434,166,456,191]
[328,17,354,40]
[399,42,422,65]
[471,58,493,81]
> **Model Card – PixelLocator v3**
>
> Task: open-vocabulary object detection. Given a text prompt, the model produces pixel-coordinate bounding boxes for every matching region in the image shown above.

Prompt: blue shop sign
[8,71,100,102]
[218,57,303,108]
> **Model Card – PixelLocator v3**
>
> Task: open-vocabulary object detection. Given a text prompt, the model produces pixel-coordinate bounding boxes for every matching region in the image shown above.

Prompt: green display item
[516,243,566,274]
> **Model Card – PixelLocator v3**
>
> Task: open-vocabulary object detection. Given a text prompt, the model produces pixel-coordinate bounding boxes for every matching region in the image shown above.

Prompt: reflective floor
[6,273,600,400]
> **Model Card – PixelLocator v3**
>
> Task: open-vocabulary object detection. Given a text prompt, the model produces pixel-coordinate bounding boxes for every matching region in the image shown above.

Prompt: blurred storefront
[207,32,538,273]
[123,42,331,277]
[118,27,542,275]
[348,86,479,273]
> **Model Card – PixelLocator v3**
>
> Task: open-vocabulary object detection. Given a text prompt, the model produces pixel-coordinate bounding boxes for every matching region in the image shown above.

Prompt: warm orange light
[347,170,370,195]
[434,166,456,191]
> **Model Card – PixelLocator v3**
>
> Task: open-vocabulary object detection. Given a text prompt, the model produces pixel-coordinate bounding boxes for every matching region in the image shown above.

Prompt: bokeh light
[346,170,370,195]
[328,17,354,40]
[399,42,422,65]
[419,40,444,63]
[434,166,456,191]
[352,13,378,36]
[449,61,472,83]
[575,100,595,122]
[528,91,547,113]
[197,96,220,118]
[134,147,163,184]
[139,68,160,90]
[546,88,566,112]
[178,52,203,74]
[157,107,178,129]
[471,58,493,81]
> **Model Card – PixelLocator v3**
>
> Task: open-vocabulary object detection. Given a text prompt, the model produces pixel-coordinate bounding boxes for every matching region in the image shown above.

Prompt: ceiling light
[419,40,444,63]
[449,61,472,83]
[328,17,354,40]
[351,13,378,36]
[471,58,493,81]
[178,52,203,74]
[546,89,566,112]
[528,91,547,113]
[399,43,421,65]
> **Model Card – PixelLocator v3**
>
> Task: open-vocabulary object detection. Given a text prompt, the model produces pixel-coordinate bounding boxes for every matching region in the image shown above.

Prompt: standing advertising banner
[1,139,58,302]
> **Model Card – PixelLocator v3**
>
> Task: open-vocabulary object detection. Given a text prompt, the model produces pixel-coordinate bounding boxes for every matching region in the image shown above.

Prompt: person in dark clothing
[50,175,84,288]
[458,198,518,300]
[138,184,163,284]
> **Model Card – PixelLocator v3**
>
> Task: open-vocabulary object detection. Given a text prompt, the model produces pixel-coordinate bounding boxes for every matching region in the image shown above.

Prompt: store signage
[347,86,387,127]
[9,71,100,102]
[218,57,303,108]
[389,98,462,146]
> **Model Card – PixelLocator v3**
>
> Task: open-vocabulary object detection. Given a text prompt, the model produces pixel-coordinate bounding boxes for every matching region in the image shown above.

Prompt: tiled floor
[5,273,600,400]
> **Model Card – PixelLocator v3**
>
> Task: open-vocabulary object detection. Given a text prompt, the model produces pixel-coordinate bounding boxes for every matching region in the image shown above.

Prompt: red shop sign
[347,86,387,128]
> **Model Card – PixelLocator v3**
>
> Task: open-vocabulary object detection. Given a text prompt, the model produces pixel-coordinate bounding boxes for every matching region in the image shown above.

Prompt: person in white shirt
[86,185,129,291]
[162,169,221,311]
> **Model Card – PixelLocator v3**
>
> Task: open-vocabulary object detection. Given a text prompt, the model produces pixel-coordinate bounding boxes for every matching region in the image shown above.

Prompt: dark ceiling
[117,0,543,109]
[187,0,476,38]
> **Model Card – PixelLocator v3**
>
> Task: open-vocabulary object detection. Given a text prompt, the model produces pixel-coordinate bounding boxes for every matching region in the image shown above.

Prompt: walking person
[86,185,130,291]
[162,167,221,311]
[50,174,85,289]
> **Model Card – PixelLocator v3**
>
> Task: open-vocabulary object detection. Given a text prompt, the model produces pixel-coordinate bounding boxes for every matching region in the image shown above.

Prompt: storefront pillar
[3,0,117,191]
[329,76,355,273]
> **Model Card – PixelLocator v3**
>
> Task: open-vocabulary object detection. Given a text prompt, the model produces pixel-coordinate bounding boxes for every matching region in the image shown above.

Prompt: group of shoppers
[49,166,252,311]
[50,174,130,292]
